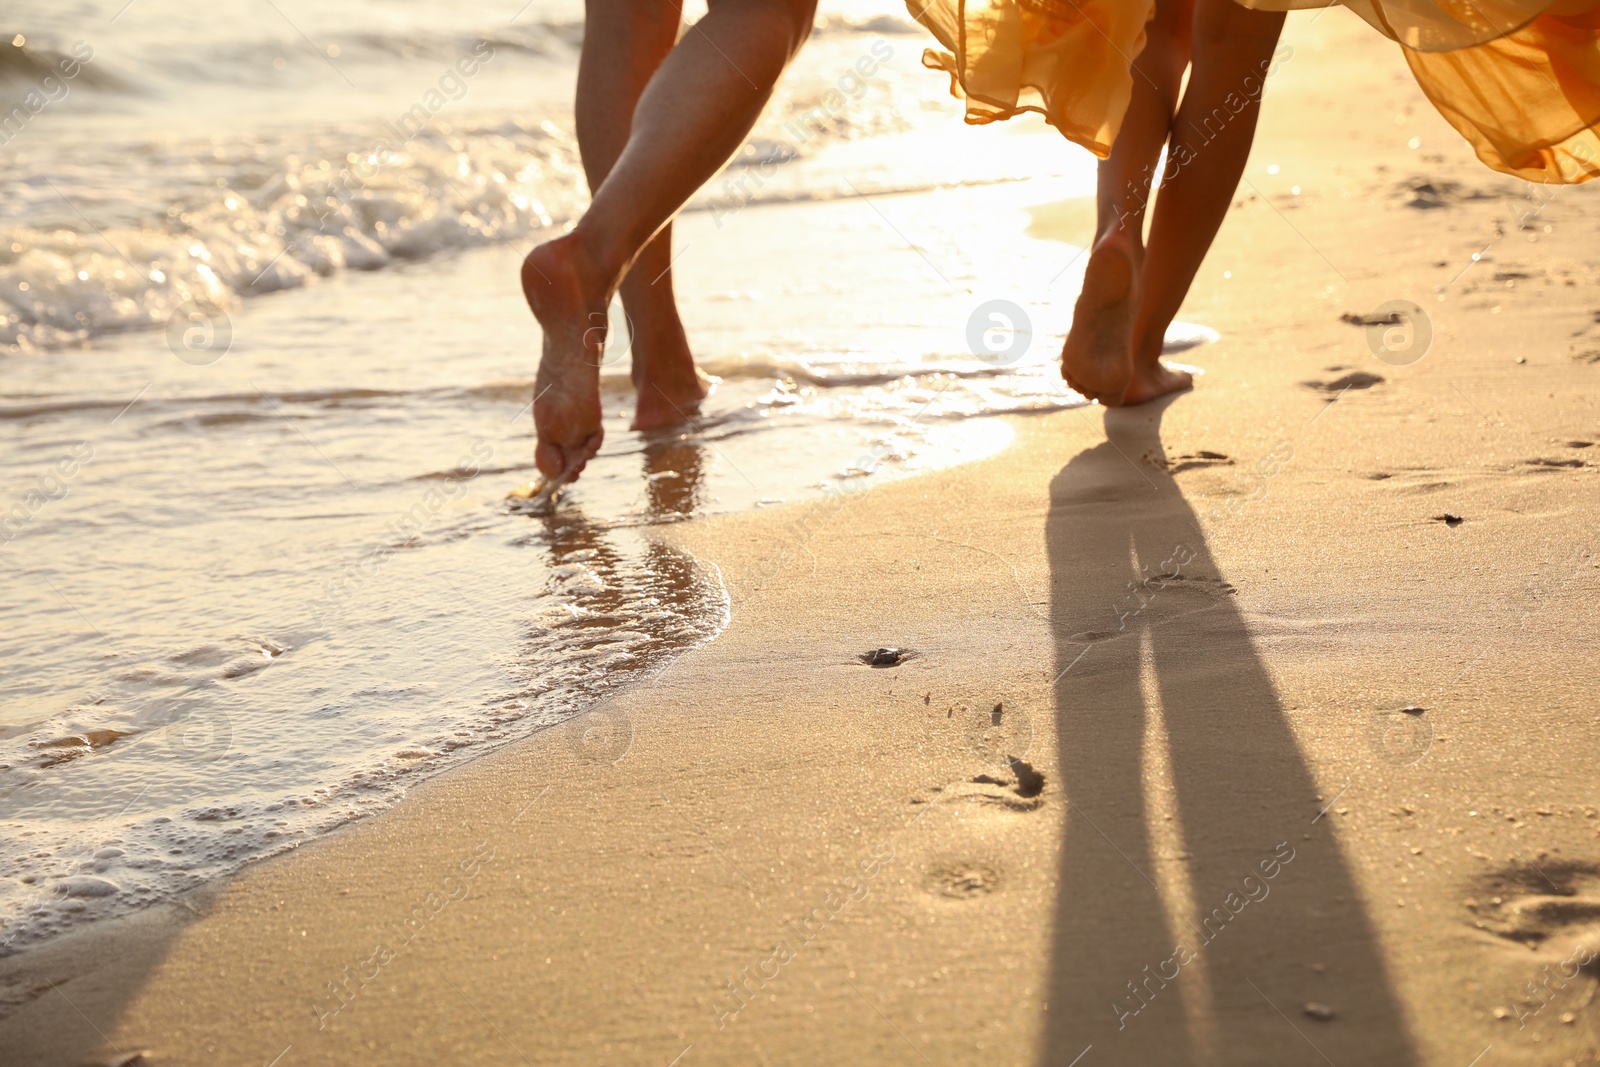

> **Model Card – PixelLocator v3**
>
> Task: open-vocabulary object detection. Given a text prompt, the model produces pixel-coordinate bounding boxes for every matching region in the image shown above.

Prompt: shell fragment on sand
[507,475,568,515]
[860,647,915,667]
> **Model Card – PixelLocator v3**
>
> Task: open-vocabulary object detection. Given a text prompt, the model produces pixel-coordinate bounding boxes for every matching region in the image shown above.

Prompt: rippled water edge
[0,521,732,959]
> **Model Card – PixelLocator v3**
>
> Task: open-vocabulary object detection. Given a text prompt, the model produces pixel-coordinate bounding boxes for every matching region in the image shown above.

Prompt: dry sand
[5,9,1600,1066]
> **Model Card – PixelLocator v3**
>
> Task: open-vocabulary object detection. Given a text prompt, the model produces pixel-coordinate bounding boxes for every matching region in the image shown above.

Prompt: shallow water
[0,0,945,353]
[1,2,1215,953]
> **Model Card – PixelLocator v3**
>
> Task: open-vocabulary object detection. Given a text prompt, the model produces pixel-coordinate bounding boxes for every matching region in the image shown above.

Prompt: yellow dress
[909,0,1156,157]
[909,0,1600,183]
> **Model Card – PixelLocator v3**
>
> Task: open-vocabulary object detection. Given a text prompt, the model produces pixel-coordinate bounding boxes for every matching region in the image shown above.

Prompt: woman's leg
[1061,0,1193,404]
[574,1,710,434]
[1120,0,1285,404]
[523,0,817,481]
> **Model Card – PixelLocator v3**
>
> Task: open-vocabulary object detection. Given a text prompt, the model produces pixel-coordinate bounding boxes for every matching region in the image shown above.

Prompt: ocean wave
[0,37,124,91]
[695,354,1022,388]
[0,13,911,97]
[0,93,921,356]
[0,119,589,353]
[0,353,1040,425]
[809,13,923,35]
[0,385,420,422]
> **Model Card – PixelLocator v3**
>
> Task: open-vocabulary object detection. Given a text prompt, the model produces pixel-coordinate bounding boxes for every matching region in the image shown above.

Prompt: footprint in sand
[1467,860,1600,956]
[959,757,1047,812]
[1301,370,1386,394]
[1466,860,1600,1039]
[1340,312,1402,327]
[1521,456,1590,471]
[0,975,54,1016]
[1567,311,1600,362]
[1165,450,1234,475]
[922,859,1002,899]
[1367,468,1453,494]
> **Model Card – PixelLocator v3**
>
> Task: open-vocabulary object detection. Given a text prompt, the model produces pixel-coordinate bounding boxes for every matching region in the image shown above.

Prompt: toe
[535,441,568,480]
[573,430,603,472]
[535,430,604,483]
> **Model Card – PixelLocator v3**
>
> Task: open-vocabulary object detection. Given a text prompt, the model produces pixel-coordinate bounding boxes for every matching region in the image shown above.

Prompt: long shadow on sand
[1038,402,1417,1065]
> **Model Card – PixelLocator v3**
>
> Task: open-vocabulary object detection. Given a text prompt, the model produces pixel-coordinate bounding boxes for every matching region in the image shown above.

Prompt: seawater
[0,0,1213,955]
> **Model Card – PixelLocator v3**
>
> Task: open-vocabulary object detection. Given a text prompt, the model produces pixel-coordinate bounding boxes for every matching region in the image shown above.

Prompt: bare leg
[1120,0,1284,405]
[1061,0,1192,404]
[574,0,711,434]
[523,0,816,481]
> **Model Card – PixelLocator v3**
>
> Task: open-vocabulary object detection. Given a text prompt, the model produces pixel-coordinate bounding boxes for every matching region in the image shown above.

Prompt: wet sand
[6,9,1600,1066]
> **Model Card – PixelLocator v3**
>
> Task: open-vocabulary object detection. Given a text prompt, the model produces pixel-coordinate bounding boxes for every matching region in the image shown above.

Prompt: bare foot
[1119,354,1194,406]
[625,313,712,431]
[1062,227,1141,404]
[522,234,610,482]
[634,363,712,431]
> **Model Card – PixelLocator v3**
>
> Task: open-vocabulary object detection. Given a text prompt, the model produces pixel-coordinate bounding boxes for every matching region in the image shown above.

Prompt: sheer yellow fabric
[1238,1,1600,181]
[908,0,1156,157]
[909,0,1600,182]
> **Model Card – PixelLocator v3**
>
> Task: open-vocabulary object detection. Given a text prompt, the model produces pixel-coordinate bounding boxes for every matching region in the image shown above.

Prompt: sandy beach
[5,7,1600,1066]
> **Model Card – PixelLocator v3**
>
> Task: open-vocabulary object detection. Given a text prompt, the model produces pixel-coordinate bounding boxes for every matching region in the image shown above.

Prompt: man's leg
[575,1,707,432]
[522,0,817,481]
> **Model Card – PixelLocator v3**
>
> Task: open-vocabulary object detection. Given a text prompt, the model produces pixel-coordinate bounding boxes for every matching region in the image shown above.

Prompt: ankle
[1129,331,1165,366]
[636,365,709,411]
[1099,223,1144,262]
[559,223,628,301]
[633,341,698,388]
